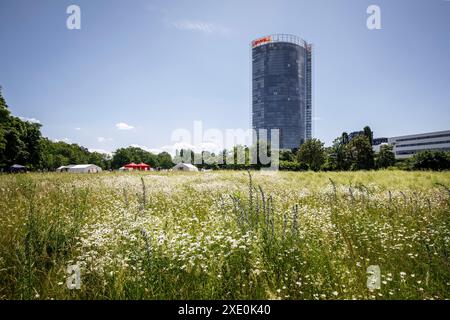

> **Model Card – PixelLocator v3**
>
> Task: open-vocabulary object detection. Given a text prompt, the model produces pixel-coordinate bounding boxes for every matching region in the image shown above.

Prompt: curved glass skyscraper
[252,34,312,149]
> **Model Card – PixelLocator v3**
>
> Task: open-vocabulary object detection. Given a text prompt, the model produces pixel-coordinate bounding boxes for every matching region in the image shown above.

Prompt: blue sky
[0,0,449,153]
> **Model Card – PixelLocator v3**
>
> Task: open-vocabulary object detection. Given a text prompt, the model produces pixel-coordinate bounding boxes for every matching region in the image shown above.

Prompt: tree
[111,146,160,169]
[347,135,375,170]
[89,151,112,170]
[0,87,11,159]
[341,132,349,145]
[297,138,325,171]
[0,103,43,169]
[38,138,107,170]
[173,148,197,164]
[157,152,174,169]
[325,136,351,171]
[279,160,308,171]
[409,151,450,171]
[280,149,295,162]
[376,144,395,168]
[1,87,173,171]
[249,140,272,167]
[21,118,43,168]
[363,126,374,146]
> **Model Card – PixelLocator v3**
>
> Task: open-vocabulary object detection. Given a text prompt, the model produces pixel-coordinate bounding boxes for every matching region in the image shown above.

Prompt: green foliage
[363,126,374,145]
[0,87,11,156]
[280,150,295,162]
[376,144,396,169]
[408,151,450,171]
[111,146,159,169]
[0,113,43,169]
[347,135,375,170]
[0,89,172,171]
[325,137,351,171]
[297,138,325,171]
[326,127,376,171]
[279,160,308,171]
[2,88,448,174]
[341,132,349,145]
[38,138,111,170]
[157,152,174,169]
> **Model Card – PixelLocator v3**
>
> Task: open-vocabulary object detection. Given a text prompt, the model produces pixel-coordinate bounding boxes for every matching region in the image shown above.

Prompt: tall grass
[0,170,448,300]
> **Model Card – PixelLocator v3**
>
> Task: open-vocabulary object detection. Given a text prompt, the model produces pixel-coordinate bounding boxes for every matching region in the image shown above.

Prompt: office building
[252,34,312,149]
[373,130,450,159]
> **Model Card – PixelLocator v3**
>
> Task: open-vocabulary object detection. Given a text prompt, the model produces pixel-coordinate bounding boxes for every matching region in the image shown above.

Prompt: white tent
[172,163,199,172]
[56,165,75,172]
[58,164,102,173]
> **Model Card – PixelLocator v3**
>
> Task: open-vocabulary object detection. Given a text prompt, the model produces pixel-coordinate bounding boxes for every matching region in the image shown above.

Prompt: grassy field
[0,170,449,300]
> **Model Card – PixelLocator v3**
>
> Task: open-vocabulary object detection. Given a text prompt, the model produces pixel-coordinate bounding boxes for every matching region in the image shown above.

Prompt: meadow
[0,170,449,300]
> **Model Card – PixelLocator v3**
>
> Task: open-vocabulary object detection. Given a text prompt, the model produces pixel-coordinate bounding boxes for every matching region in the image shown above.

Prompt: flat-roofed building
[372,137,389,153]
[376,130,450,159]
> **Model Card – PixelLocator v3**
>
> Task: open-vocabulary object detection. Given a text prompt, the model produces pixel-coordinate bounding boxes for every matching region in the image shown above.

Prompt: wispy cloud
[97,137,113,143]
[312,116,323,121]
[172,20,230,35]
[88,148,112,156]
[115,122,134,130]
[74,127,82,131]
[19,116,41,124]
[130,144,165,155]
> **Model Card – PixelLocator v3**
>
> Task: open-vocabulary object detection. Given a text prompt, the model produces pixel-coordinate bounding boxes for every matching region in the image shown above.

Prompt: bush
[279,161,308,171]
[297,138,325,171]
[409,151,450,171]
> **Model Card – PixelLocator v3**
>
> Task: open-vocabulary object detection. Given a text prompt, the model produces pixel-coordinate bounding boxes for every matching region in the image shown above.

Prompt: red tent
[123,162,150,171]
[136,162,150,171]
[124,162,138,169]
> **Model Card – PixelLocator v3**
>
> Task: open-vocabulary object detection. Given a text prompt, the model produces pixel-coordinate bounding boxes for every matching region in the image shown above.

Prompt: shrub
[279,161,308,171]
[409,151,450,171]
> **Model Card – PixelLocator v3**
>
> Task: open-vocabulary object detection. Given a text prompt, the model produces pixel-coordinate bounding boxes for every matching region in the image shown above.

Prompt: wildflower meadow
[0,170,448,300]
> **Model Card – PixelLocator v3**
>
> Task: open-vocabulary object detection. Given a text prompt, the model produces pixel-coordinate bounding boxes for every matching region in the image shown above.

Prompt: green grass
[0,170,449,300]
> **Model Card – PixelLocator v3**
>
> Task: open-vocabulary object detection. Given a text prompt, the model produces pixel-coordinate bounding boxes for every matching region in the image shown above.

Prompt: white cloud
[312,116,323,121]
[130,144,164,154]
[173,20,230,35]
[19,116,41,124]
[116,122,134,130]
[53,138,70,143]
[97,137,113,143]
[75,127,82,131]
[88,148,112,156]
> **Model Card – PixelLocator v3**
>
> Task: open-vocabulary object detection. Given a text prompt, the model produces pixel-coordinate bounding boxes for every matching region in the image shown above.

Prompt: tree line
[281,127,449,171]
[0,89,174,171]
[175,126,450,171]
[1,88,448,172]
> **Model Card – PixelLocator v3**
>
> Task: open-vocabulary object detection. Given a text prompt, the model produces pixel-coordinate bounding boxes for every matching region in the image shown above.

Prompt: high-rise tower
[252,34,312,149]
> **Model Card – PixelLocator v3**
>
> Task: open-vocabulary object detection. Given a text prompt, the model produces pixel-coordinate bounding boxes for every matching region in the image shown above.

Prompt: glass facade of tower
[252,34,312,149]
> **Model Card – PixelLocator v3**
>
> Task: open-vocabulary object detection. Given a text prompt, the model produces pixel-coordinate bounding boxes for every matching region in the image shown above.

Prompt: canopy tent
[56,165,75,172]
[172,163,199,172]
[137,162,150,170]
[68,164,102,173]
[9,164,27,173]
[57,164,102,173]
[123,162,151,171]
[124,162,137,169]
